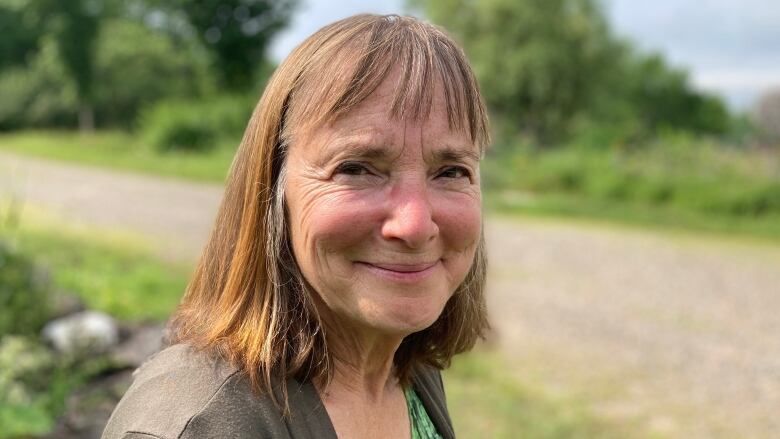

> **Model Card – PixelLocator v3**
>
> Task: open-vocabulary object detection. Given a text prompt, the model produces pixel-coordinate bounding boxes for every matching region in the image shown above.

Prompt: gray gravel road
[2,151,779,438]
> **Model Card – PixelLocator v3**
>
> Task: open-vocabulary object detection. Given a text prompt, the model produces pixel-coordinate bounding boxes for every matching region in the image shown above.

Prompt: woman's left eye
[334,162,371,176]
[437,166,471,180]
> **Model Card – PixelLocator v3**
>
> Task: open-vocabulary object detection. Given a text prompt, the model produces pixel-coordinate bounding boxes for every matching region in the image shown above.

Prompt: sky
[268,0,780,111]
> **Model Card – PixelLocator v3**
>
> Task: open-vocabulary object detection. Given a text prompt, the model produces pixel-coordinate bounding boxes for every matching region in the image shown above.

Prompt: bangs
[281,14,489,151]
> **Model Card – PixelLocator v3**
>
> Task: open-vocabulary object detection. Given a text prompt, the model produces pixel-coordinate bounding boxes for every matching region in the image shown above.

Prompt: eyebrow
[317,133,480,166]
[433,147,481,163]
[317,141,391,167]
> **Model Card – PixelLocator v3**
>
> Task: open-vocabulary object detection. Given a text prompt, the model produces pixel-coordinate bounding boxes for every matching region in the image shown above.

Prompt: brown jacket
[101,344,455,439]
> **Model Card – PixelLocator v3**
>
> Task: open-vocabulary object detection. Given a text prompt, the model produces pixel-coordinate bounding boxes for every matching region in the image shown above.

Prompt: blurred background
[1,0,779,438]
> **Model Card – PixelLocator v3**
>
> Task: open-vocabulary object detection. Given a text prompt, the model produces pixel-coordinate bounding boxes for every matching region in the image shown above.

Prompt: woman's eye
[437,166,471,180]
[334,162,371,176]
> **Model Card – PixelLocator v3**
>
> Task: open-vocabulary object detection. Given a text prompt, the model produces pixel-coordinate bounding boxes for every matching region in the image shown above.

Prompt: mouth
[354,261,440,282]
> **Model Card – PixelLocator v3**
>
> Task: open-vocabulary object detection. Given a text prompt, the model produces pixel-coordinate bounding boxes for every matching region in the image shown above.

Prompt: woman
[103,13,489,439]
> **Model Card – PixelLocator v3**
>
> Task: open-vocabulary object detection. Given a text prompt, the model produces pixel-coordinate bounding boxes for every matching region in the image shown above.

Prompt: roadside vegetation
[482,134,780,241]
[3,129,779,242]
[0,130,236,183]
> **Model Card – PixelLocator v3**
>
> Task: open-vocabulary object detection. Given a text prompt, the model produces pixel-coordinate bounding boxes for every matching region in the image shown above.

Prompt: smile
[355,261,440,282]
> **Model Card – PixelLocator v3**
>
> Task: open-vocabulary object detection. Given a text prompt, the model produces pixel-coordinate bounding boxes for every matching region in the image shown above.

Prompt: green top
[405,386,443,439]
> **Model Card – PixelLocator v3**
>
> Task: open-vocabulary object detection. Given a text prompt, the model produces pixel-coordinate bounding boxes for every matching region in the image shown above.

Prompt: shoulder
[412,366,455,439]
[412,365,446,396]
[101,344,290,439]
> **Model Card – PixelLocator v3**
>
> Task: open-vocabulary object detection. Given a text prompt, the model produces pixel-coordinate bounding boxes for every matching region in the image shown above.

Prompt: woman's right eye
[334,162,371,176]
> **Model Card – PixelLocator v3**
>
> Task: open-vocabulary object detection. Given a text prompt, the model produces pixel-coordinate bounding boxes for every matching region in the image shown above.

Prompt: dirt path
[2,152,779,438]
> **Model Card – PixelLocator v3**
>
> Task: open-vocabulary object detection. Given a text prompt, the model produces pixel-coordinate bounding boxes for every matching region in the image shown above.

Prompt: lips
[354,260,440,282]
[367,262,438,272]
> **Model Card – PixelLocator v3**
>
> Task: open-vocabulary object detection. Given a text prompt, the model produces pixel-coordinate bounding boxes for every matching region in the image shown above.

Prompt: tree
[620,53,729,136]
[415,0,618,145]
[0,2,41,70]
[415,0,731,147]
[0,0,117,131]
[169,0,297,91]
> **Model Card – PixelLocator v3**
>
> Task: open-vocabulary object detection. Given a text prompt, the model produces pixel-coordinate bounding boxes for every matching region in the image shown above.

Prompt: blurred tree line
[413,0,763,148]
[0,0,296,133]
[1,0,777,150]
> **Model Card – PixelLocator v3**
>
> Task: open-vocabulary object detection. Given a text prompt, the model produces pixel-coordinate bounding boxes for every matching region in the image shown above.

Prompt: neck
[317,315,407,401]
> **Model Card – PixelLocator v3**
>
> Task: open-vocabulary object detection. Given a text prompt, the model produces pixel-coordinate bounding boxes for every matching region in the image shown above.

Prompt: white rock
[41,311,119,355]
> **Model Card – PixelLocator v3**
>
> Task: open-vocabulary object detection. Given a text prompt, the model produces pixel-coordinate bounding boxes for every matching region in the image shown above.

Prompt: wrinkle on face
[283,68,483,352]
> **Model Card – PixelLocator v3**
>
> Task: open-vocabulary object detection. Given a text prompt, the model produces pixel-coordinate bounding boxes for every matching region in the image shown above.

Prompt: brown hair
[169,14,490,411]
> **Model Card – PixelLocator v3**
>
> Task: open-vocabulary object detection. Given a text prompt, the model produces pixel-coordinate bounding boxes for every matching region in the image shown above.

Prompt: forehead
[308,69,473,150]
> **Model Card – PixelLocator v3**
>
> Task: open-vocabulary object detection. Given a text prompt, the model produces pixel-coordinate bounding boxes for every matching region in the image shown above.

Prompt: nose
[380,179,439,249]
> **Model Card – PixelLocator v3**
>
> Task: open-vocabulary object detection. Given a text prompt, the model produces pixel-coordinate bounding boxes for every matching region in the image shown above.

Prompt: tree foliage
[31,0,106,131]
[170,0,296,90]
[415,0,732,146]
[0,2,41,71]
[417,0,616,144]
[0,0,296,129]
[0,20,208,131]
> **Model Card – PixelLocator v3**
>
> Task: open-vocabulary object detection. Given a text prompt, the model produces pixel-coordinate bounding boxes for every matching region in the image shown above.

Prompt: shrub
[484,135,780,220]
[0,242,52,337]
[0,336,56,438]
[138,95,254,153]
[139,100,218,153]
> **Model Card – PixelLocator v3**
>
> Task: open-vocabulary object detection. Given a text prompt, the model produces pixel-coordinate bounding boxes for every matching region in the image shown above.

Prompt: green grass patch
[4,130,780,244]
[0,335,117,439]
[445,350,634,439]
[0,218,189,437]
[483,136,780,241]
[487,192,780,243]
[0,130,235,183]
[2,220,190,321]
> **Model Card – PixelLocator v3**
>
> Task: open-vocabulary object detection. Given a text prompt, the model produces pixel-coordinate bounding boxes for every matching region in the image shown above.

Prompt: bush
[0,241,52,337]
[139,100,218,152]
[138,95,254,153]
[484,135,780,220]
[0,336,56,438]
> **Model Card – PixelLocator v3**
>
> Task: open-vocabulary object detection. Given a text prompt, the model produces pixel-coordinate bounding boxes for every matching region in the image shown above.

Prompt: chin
[369,293,449,336]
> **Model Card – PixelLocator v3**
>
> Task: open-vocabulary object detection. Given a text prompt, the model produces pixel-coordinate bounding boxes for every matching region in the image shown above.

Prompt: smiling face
[284,70,483,339]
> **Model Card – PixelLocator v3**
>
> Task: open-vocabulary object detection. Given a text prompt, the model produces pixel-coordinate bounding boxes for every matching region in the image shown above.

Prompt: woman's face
[285,72,482,338]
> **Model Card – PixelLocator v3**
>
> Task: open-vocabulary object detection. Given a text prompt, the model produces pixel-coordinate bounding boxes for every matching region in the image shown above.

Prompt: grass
[0,216,189,438]
[1,216,190,321]
[483,136,780,242]
[3,129,780,244]
[0,215,635,438]
[444,350,635,439]
[0,130,235,183]
[487,191,780,244]
[0,336,117,439]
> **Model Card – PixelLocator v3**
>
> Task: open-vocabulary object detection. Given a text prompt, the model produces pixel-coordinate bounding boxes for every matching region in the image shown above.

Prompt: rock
[111,323,166,368]
[43,369,134,439]
[42,311,119,355]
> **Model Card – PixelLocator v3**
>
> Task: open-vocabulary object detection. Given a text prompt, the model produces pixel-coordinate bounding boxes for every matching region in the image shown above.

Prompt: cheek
[435,193,482,251]
[433,193,482,285]
[287,182,379,268]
